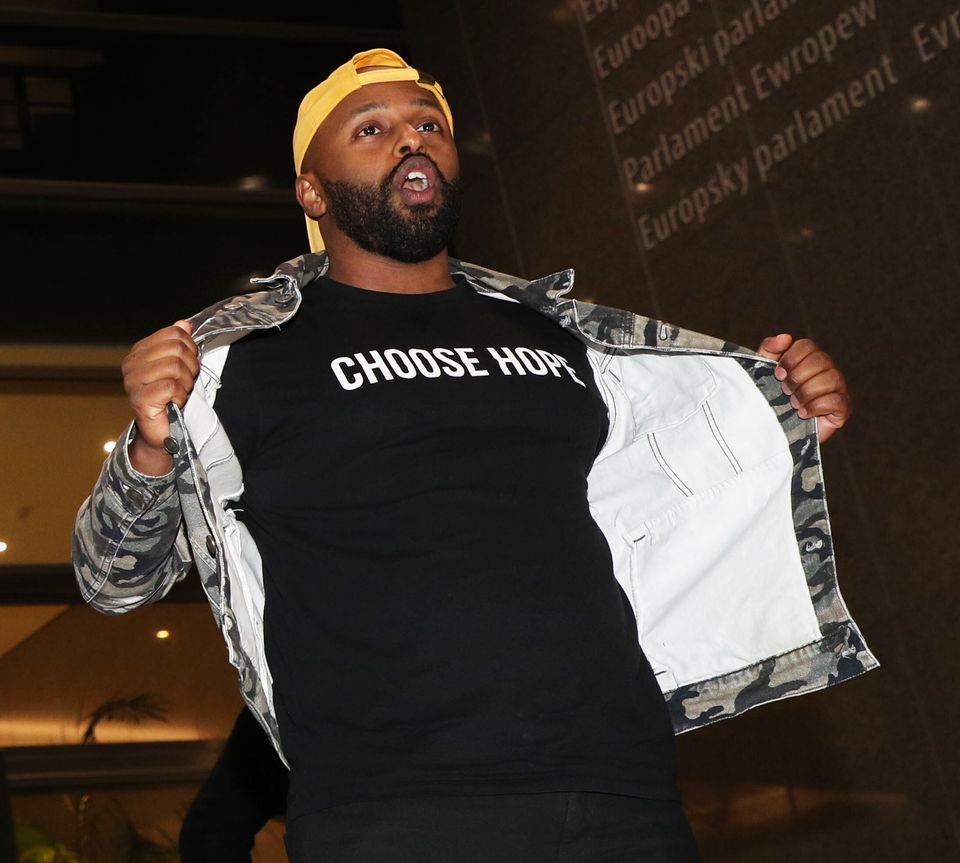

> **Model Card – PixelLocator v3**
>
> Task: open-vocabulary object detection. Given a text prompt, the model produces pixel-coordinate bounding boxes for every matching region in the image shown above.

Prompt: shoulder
[187,286,301,347]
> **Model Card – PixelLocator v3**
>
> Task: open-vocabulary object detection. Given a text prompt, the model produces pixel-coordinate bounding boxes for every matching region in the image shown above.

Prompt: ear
[295,173,327,220]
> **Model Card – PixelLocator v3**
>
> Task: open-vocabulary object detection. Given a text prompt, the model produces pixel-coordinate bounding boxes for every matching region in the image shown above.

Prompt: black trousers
[284,792,702,863]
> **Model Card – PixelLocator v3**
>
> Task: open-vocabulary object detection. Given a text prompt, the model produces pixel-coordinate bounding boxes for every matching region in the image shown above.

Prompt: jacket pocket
[614,353,718,440]
[623,451,822,693]
[643,397,744,498]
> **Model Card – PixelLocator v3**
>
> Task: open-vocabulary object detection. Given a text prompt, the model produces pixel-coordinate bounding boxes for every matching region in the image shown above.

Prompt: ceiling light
[634,181,653,194]
[0,541,7,553]
[910,96,931,114]
[155,629,170,640]
[235,175,270,190]
[103,441,116,453]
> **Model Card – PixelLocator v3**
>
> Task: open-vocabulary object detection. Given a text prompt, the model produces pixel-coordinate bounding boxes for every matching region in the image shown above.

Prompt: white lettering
[331,356,363,391]
[383,348,417,379]
[355,350,394,385]
[557,355,587,387]
[331,346,587,389]
[408,347,442,378]
[486,346,526,375]
[454,347,489,377]
[536,350,564,377]
[516,347,549,375]
[434,347,465,377]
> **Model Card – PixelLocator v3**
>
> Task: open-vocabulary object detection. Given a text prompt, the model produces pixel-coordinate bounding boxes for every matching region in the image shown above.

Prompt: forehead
[323,80,444,132]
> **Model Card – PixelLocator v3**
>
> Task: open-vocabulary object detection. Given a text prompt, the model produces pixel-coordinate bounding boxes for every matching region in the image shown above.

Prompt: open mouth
[393,155,440,202]
[402,170,429,192]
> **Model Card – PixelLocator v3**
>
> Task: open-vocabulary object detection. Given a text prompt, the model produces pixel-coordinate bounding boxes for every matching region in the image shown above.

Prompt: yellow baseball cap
[292,48,455,253]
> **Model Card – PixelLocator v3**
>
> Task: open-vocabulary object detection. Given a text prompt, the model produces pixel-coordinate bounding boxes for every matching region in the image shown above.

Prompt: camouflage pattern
[455,261,878,732]
[73,421,192,613]
[73,282,302,761]
[73,250,877,760]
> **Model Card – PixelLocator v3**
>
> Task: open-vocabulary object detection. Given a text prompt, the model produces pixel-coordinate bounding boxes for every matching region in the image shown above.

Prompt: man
[74,49,876,861]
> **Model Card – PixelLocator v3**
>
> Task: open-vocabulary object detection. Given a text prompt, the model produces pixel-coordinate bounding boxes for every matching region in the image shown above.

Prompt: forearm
[73,421,193,614]
[128,429,175,476]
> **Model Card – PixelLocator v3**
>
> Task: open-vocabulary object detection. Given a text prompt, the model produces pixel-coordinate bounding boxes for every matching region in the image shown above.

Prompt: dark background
[1,0,958,859]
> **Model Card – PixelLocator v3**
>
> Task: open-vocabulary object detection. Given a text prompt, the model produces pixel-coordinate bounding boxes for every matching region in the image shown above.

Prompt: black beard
[320,159,462,263]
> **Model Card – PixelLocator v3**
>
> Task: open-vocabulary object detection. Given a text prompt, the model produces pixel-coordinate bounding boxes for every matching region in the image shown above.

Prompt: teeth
[403,170,429,192]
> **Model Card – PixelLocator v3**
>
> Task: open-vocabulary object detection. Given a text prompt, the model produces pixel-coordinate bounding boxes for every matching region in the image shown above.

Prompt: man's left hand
[757,334,851,443]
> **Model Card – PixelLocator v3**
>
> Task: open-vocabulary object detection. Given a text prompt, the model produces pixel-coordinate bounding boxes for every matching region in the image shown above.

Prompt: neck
[324,243,453,294]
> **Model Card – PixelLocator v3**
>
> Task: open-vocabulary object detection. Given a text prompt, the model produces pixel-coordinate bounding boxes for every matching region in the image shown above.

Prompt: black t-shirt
[216,274,678,820]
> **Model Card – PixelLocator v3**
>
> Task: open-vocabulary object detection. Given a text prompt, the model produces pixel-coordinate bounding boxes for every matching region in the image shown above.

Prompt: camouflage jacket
[73,252,878,766]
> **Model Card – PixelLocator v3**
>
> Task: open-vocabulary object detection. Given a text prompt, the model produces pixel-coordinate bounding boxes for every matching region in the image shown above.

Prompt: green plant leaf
[15,824,51,852]
[19,847,55,863]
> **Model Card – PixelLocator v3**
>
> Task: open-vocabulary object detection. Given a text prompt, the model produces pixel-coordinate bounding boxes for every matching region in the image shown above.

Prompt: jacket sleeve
[72,421,193,615]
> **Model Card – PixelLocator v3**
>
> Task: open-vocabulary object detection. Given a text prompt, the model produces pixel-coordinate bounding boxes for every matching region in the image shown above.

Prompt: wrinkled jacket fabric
[73,253,878,766]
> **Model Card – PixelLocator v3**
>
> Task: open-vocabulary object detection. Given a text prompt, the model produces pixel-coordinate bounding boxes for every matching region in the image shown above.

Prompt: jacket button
[206,535,217,557]
[223,302,243,311]
[162,436,179,455]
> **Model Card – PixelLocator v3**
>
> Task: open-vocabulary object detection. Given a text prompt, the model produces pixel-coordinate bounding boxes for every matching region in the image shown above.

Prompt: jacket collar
[252,250,576,305]
[192,251,754,360]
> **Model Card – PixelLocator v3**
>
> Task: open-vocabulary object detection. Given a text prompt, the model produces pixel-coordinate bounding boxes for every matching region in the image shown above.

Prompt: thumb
[817,414,842,443]
[757,332,793,360]
[173,319,194,335]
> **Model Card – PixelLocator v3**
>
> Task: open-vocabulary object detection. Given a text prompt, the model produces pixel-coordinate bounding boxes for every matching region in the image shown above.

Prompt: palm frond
[80,693,169,744]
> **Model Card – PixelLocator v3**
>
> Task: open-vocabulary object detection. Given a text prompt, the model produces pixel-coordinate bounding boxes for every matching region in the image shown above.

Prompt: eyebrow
[348,101,387,119]
[347,96,442,120]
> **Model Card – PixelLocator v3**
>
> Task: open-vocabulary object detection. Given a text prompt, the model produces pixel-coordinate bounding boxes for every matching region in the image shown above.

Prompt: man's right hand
[121,320,200,476]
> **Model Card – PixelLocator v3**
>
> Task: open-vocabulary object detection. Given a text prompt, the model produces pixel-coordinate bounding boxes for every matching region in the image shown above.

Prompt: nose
[393,123,425,157]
